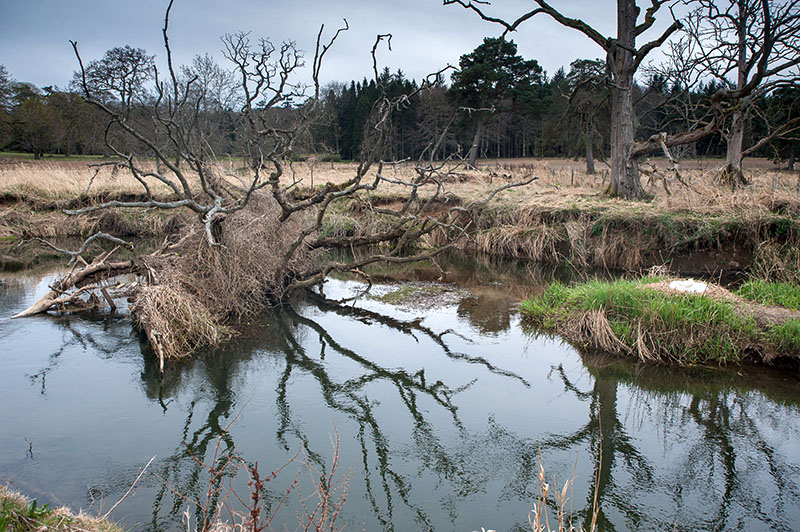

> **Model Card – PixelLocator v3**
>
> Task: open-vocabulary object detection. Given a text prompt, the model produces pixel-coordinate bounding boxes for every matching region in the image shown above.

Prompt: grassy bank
[292,157,800,280]
[0,485,122,532]
[521,278,800,366]
[3,157,799,279]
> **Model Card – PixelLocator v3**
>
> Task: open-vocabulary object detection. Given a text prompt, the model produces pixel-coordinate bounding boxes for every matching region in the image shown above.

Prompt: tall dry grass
[3,156,797,213]
[132,194,313,365]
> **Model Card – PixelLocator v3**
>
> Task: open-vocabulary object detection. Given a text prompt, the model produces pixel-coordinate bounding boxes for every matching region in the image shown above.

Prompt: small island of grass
[521,277,800,366]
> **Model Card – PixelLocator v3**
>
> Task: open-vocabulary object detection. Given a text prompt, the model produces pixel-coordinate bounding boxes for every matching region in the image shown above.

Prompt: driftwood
[11,258,135,318]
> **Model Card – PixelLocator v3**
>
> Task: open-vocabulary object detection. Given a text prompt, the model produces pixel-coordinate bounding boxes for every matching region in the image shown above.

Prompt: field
[2,155,799,272]
[1,154,797,209]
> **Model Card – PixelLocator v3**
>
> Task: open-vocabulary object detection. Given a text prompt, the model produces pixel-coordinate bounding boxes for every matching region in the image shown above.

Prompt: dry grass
[0,484,123,532]
[0,157,254,202]
[3,156,796,213]
[280,156,800,214]
[0,160,172,200]
[473,218,562,260]
[131,194,312,364]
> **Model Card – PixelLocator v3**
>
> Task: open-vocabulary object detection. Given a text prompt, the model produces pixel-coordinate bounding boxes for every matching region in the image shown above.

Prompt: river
[1,256,799,531]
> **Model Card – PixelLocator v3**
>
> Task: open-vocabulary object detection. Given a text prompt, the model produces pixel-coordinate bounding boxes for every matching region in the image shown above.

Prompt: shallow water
[1,260,799,532]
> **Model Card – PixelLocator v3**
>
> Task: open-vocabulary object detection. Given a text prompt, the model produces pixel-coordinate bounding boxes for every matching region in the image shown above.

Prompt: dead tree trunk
[12,258,134,318]
[606,0,645,199]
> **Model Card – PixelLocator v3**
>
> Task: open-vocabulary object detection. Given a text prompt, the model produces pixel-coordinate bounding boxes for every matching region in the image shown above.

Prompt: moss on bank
[521,278,800,366]
[0,485,123,532]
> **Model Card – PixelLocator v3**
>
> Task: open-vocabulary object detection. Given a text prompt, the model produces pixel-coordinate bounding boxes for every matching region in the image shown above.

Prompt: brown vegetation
[4,156,798,366]
[131,195,311,369]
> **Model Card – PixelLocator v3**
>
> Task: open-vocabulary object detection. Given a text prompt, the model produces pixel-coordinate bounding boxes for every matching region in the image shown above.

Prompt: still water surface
[1,259,799,531]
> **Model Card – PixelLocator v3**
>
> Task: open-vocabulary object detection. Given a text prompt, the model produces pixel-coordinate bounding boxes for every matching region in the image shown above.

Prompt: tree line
[1,3,798,182]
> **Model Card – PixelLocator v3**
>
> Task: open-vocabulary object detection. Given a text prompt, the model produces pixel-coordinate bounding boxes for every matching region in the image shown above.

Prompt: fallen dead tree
[12,252,134,319]
[12,5,537,370]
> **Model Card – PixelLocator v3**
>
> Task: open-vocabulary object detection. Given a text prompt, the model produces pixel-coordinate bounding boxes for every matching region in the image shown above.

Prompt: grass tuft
[0,485,122,532]
[522,278,800,365]
[736,280,800,310]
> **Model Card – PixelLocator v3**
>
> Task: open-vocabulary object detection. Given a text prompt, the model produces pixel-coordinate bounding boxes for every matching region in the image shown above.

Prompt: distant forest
[0,37,797,168]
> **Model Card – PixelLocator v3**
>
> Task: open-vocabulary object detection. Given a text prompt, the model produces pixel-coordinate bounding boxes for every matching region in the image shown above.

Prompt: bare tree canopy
[13,3,536,370]
[444,0,798,197]
[666,0,800,186]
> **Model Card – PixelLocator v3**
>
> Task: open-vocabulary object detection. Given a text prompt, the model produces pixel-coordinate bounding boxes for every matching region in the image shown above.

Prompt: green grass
[768,319,800,353]
[0,497,55,531]
[522,278,800,365]
[736,280,800,310]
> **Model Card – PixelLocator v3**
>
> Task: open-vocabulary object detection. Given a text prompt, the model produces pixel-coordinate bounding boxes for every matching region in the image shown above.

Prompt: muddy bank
[466,195,800,281]
[0,198,189,271]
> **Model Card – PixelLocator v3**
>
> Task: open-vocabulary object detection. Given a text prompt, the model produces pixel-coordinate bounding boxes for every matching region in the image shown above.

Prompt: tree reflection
[133,289,800,532]
[137,288,534,531]
[557,352,800,532]
[27,312,133,395]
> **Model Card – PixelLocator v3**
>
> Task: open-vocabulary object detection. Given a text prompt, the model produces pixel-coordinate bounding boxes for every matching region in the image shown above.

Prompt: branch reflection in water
[7,266,799,532]
[138,278,539,530]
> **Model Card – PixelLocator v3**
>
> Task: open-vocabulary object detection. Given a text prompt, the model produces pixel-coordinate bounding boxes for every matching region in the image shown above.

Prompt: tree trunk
[606,0,645,199]
[467,117,486,169]
[720,0,750,189]
[787,149,795,172]
[585,117,596,174]
[721,109,749,187]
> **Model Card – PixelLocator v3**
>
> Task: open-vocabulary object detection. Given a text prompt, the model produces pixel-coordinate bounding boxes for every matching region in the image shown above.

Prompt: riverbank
[0,485,122,532]
[305,157,800,281]
[3,157,798,277]
[521,276,800,366]
[3,156,799,367]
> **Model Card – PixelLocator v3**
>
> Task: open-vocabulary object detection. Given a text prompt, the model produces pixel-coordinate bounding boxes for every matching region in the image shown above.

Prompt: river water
[1,257,799,532]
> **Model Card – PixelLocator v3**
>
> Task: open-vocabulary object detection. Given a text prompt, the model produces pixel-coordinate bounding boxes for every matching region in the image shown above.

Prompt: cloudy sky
[0,0,680,89]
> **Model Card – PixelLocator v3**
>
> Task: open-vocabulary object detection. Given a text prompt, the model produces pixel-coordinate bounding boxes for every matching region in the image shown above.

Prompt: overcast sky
[0,0,681,90]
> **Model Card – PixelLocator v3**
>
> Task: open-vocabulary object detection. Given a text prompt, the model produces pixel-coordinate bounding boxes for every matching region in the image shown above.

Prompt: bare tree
[675,0,800,186]
[14,3,536,369]
[446,0,686,198]
[445,0,798,198]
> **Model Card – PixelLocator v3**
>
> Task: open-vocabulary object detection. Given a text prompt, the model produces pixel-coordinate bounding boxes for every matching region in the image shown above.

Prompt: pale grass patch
[0,159,208,200]
[3,157,795,215]
[305,157,799,216]
[0,483,124,532]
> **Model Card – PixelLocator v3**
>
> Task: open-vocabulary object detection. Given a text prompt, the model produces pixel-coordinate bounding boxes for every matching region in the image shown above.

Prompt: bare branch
[35,233,132,264]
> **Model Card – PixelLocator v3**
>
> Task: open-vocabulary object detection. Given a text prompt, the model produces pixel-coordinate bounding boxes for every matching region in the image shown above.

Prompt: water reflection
[126,283,800,531]
[1,266,799,532]
[567,352,800,531]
